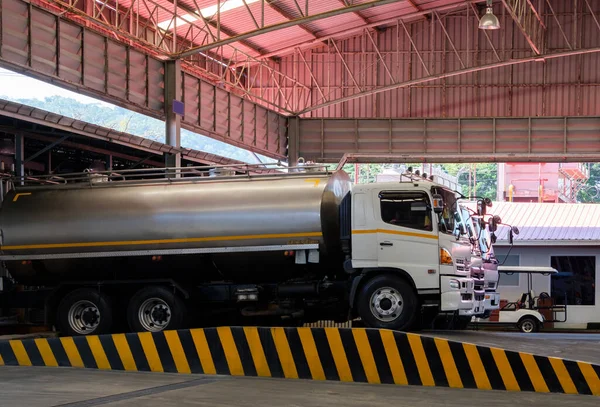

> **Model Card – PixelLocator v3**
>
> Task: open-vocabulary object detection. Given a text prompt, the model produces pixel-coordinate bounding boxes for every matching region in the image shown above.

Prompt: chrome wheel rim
[68,300,101,335]
[521,320,535,333]
[370,287,403,322]
[138,298,171,332]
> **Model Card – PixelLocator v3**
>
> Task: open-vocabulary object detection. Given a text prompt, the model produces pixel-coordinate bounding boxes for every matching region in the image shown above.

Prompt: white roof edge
[497,266,558,274]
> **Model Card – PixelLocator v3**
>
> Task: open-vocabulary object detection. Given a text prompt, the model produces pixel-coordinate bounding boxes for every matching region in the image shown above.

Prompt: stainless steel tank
[0,171,352,259]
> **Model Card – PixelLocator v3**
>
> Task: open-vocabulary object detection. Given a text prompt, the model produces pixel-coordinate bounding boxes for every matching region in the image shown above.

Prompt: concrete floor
[423,331,600,364]
[0,366,598,407]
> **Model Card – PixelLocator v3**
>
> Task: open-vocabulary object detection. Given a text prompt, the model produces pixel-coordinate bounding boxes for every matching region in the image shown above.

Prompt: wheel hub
[370,287,404,322]
[522,320,534,333]
[139,298,171,332]
[68,300,101,335]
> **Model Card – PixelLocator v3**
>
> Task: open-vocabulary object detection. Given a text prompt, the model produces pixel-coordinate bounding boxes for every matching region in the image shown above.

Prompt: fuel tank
[0,171,352,263]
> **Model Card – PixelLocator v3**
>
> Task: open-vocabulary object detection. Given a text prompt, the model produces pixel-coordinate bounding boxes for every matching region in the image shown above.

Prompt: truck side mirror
[512,226,520,235]
[484,197,492,207]
[477,199,486,217]
[488,214,502,233]
[509,229,514,245]
[432,194,444,214]
[490,232,497,244]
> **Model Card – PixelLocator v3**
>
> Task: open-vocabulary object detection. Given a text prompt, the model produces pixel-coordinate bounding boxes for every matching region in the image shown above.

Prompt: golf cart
[473,266,567,333]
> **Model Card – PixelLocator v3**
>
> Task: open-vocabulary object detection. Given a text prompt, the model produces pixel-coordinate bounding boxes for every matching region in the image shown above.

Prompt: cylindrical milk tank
[0,171,352,259]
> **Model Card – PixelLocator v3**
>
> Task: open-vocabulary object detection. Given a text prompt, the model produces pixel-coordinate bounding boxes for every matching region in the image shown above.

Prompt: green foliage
[578,163,600,203]
[5,95,265,163]
[341,162,497,201]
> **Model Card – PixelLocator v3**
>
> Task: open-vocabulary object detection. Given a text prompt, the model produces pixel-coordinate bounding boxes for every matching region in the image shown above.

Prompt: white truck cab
[351,179,475,329]
[454,200,501,323]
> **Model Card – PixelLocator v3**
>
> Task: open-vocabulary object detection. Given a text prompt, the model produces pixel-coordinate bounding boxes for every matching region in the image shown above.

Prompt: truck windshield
[432,187,458,235]
[456,203,477,240]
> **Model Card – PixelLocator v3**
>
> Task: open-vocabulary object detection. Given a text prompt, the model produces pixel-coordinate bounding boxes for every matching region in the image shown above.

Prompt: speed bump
[1,327,599,395]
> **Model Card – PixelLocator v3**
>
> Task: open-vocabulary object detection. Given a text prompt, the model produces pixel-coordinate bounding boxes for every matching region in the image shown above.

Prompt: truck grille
[455,258,470,274]
[461,293,473,301]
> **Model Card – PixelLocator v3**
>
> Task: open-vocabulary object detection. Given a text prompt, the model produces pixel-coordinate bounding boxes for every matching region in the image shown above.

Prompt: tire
[57,288,113,336]
[356,274,417,331]
[517,316,539,333]
[127,286,186,333]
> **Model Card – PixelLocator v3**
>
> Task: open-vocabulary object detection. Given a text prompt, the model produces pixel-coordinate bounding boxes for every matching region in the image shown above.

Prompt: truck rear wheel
[127,286,185,333]
[357,274,417,331]
[57,288,113,336]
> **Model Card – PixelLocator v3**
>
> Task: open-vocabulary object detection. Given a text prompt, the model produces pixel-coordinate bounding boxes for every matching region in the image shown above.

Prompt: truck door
[375,191,439,290]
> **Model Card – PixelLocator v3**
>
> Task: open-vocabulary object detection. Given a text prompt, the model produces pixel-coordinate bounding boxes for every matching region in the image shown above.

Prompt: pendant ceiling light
[479,0,501,30]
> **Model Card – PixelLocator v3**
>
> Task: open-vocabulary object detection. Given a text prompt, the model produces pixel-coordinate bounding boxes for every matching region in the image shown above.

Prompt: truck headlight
[440,248,453,265]
[449,279,460,289]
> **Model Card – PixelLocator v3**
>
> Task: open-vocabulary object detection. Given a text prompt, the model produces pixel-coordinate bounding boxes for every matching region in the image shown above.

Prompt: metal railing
[5,162,331,190]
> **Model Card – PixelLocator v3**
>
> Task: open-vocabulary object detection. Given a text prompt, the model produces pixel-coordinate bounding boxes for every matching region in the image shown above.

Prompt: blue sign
[172,100,185,116]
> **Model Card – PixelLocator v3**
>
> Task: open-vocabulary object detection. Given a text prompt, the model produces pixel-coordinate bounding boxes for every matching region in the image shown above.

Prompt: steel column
[14,134,24,184]
[287,116,300,167]
[165,59,182,172]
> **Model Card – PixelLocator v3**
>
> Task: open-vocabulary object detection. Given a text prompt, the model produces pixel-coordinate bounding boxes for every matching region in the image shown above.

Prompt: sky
[0,68,113,106]
[0,67,272,164]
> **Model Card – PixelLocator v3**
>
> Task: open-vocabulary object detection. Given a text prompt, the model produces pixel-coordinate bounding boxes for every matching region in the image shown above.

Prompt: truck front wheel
[357,274,417,331]
[57,288,113,336]
[127,286,185,333]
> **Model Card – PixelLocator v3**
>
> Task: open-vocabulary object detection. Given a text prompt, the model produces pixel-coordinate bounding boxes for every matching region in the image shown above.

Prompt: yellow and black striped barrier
[1,327,599,395]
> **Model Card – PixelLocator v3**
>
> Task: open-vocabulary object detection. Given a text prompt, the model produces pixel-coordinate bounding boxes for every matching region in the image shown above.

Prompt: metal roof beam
[501,0,546,55]
[232,1,485,63]
[297,47,600,114]
[175,0,403,58]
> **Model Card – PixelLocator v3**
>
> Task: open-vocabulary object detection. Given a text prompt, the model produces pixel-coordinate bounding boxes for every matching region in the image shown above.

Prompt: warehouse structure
[0,0,599,172]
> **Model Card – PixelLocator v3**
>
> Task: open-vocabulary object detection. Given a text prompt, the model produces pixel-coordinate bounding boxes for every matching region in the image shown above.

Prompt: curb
[1,326,599,395]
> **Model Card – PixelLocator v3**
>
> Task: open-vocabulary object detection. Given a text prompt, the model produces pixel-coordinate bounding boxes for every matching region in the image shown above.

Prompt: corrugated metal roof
[0,98,248,167]
[111,0,469,59]
[475,202,600,245]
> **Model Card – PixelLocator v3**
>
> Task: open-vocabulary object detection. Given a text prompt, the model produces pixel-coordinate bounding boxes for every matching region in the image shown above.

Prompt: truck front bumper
[440,276,475,311]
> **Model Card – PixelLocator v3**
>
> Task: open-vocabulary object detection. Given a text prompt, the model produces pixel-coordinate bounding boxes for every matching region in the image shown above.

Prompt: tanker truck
[0,164,474,336]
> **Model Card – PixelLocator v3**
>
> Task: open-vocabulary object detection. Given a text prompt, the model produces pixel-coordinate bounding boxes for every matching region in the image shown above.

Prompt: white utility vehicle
[473,266,567,333]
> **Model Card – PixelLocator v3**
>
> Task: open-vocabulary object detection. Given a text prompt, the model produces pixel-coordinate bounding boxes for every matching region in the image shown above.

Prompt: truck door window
[432,187,457,235]
[379,191,433,231]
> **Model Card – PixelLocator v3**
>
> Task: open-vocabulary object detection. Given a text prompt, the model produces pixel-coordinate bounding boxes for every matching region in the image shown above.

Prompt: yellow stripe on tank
[352,229,437,240]
[1,232,322,251]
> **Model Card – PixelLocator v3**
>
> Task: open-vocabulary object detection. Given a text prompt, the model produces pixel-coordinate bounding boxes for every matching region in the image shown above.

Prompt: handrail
[7,162,332,190]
